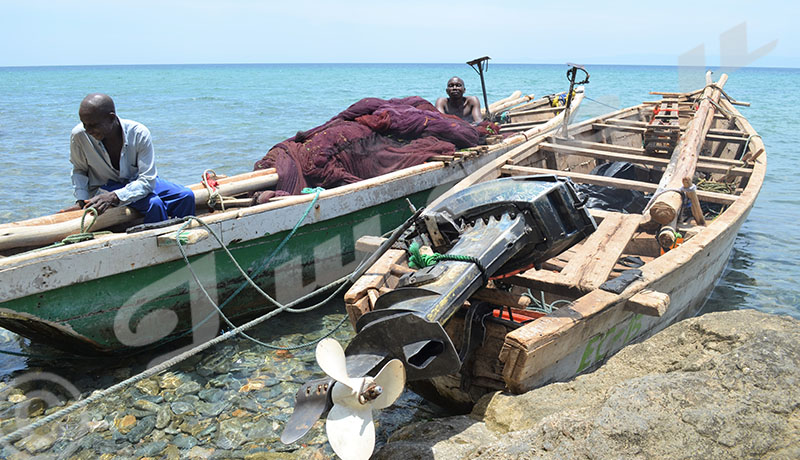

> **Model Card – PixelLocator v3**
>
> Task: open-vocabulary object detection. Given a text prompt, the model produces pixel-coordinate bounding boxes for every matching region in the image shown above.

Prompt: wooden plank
[500,164,738,205]
[539,142,752,177]
[156,229,209,247]
[624,289,670,317]
[592,122,646,133]
[343,249,406,303]
[553,138,645,155]
[346,296,371,328]
[706,134,747,143]
[512,106,566,116]
[355,235,387,254]
[558,213,642,291]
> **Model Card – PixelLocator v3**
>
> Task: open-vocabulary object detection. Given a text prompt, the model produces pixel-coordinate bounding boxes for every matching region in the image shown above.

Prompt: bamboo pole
[485,90,523,113]
[649,72,728,225]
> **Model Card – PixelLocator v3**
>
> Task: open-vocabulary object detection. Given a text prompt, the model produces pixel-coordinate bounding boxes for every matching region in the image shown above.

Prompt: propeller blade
[316,338,358,390]
[326,402,375,460]
[371,359,406,410]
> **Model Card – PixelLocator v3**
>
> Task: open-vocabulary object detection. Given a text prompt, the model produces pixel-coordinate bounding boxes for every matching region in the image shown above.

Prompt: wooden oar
[0,169,278,252]
[649,72,728,225]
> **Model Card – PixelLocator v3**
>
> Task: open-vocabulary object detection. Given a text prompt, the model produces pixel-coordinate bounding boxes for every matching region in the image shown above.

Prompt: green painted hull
[0,190,435,354]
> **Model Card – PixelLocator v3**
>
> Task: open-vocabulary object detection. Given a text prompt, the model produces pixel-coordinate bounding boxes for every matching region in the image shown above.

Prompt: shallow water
[0,63,797,456]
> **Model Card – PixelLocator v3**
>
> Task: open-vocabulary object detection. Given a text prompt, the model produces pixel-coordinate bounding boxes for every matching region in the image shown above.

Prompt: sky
[0,0,795,68]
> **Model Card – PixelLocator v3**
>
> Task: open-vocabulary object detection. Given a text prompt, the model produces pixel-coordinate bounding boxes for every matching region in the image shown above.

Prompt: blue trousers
[102,177,196,224]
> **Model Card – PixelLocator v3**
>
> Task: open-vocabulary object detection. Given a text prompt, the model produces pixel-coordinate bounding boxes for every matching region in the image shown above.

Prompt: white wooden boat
[0,82,585,354]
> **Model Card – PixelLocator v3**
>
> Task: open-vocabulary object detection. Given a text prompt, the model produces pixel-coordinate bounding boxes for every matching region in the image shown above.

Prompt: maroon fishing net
[253,96,498,200]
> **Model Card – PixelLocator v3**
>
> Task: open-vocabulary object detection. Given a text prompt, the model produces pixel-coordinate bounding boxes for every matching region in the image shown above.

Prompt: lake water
[0,63,797,456]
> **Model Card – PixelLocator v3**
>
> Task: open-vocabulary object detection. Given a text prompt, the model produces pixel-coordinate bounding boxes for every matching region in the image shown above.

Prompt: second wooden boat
[333,71,763,415]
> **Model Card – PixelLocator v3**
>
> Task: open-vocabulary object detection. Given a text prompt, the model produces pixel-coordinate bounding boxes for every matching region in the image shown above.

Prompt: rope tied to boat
[406,241,489,284]
[27,208,112,252]
[202,169,225,211]
[174,185,353,351]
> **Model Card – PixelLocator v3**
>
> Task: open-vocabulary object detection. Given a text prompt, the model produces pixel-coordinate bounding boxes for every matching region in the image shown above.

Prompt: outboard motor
[282,175,596,459]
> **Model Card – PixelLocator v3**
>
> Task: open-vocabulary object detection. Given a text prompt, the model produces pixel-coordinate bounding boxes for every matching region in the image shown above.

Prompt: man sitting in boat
[61,94,196,223]
[435,76,483,125]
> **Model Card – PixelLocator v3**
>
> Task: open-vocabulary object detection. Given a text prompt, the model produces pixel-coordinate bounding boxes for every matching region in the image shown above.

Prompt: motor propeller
[314,338,406,460]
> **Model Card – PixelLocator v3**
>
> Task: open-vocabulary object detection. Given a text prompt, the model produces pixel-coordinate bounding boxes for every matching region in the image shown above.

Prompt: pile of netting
[253,96,498,201]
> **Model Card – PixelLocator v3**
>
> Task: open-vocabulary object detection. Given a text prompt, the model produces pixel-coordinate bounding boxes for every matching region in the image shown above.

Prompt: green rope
[29,208,112,253]
[521,288,574,315]
[406,241,489,282]
[174,186,352,351]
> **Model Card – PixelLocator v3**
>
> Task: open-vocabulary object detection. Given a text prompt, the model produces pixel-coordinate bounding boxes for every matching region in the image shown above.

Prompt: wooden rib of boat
[343,73,765,408]
[0,84,585,354]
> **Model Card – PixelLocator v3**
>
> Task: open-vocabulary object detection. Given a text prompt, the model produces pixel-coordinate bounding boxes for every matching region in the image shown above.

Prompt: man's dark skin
[435,77,483,124]
[61,94,122,214]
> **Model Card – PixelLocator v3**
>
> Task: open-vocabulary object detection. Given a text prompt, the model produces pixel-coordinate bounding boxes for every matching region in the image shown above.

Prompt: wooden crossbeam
[499,119,548,131]
[592,122,646,132]
[511,106,566,116]
[539,142,752,177]
[624,289,670,316]
[500,164,738,205]
[604,118,749,138]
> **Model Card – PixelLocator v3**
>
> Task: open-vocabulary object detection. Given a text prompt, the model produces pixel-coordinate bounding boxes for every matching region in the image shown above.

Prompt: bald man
[63,93,195,223]
[435,76,483,124]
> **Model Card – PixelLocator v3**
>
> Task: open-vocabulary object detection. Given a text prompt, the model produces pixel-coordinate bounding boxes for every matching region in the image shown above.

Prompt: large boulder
[374,310,800,459]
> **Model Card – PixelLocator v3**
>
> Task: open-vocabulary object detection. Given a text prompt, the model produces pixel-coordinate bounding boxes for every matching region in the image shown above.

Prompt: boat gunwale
[0,91,582,306]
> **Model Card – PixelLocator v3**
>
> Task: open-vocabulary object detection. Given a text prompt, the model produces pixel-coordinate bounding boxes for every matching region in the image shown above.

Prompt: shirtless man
[435,77,483,124]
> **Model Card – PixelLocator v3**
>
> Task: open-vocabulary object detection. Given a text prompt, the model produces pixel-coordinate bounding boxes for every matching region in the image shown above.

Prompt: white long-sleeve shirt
[70,118,157,205]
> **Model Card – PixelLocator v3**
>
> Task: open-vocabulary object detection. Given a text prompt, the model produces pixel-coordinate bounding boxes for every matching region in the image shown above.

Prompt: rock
[239,379,265,393]
[159,372,183,390]
[16,426,58,453]
[176,380,203,397]
[216,417,247,449]
[173,434,199,449]
[244,452,299,459]
[127,415,156,443]
[135,379,162,396]
[374,415,497,460]
[134,399,162,413]
[376,311,800,459]
[156,406,172,429]
[87,419,110,433]
[134,440,167,457]
[171,400,195,415]
[199,388,226,403]
[114,414,137,434]
[186,445,215,459]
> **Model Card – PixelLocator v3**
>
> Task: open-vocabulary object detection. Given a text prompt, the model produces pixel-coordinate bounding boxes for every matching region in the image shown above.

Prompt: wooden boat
[343,72,765,409]
[0,81,585,354]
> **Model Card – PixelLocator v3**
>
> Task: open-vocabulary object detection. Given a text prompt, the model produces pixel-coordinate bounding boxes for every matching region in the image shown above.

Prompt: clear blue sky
[0,0,794,68]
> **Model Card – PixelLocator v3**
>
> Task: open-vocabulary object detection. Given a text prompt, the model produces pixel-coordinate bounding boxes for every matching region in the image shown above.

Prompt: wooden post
[649,72,728,225]
[682,177,706,226]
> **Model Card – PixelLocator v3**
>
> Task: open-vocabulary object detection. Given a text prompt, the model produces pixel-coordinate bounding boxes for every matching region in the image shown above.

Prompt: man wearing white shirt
[63,93,195,223]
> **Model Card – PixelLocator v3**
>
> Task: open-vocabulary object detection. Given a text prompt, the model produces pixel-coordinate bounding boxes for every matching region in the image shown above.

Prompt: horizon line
[1,62,798,71]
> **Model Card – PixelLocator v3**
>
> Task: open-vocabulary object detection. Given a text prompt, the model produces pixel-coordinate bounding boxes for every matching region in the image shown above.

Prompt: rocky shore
[375,309,800,459]
[1,309,797,459]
